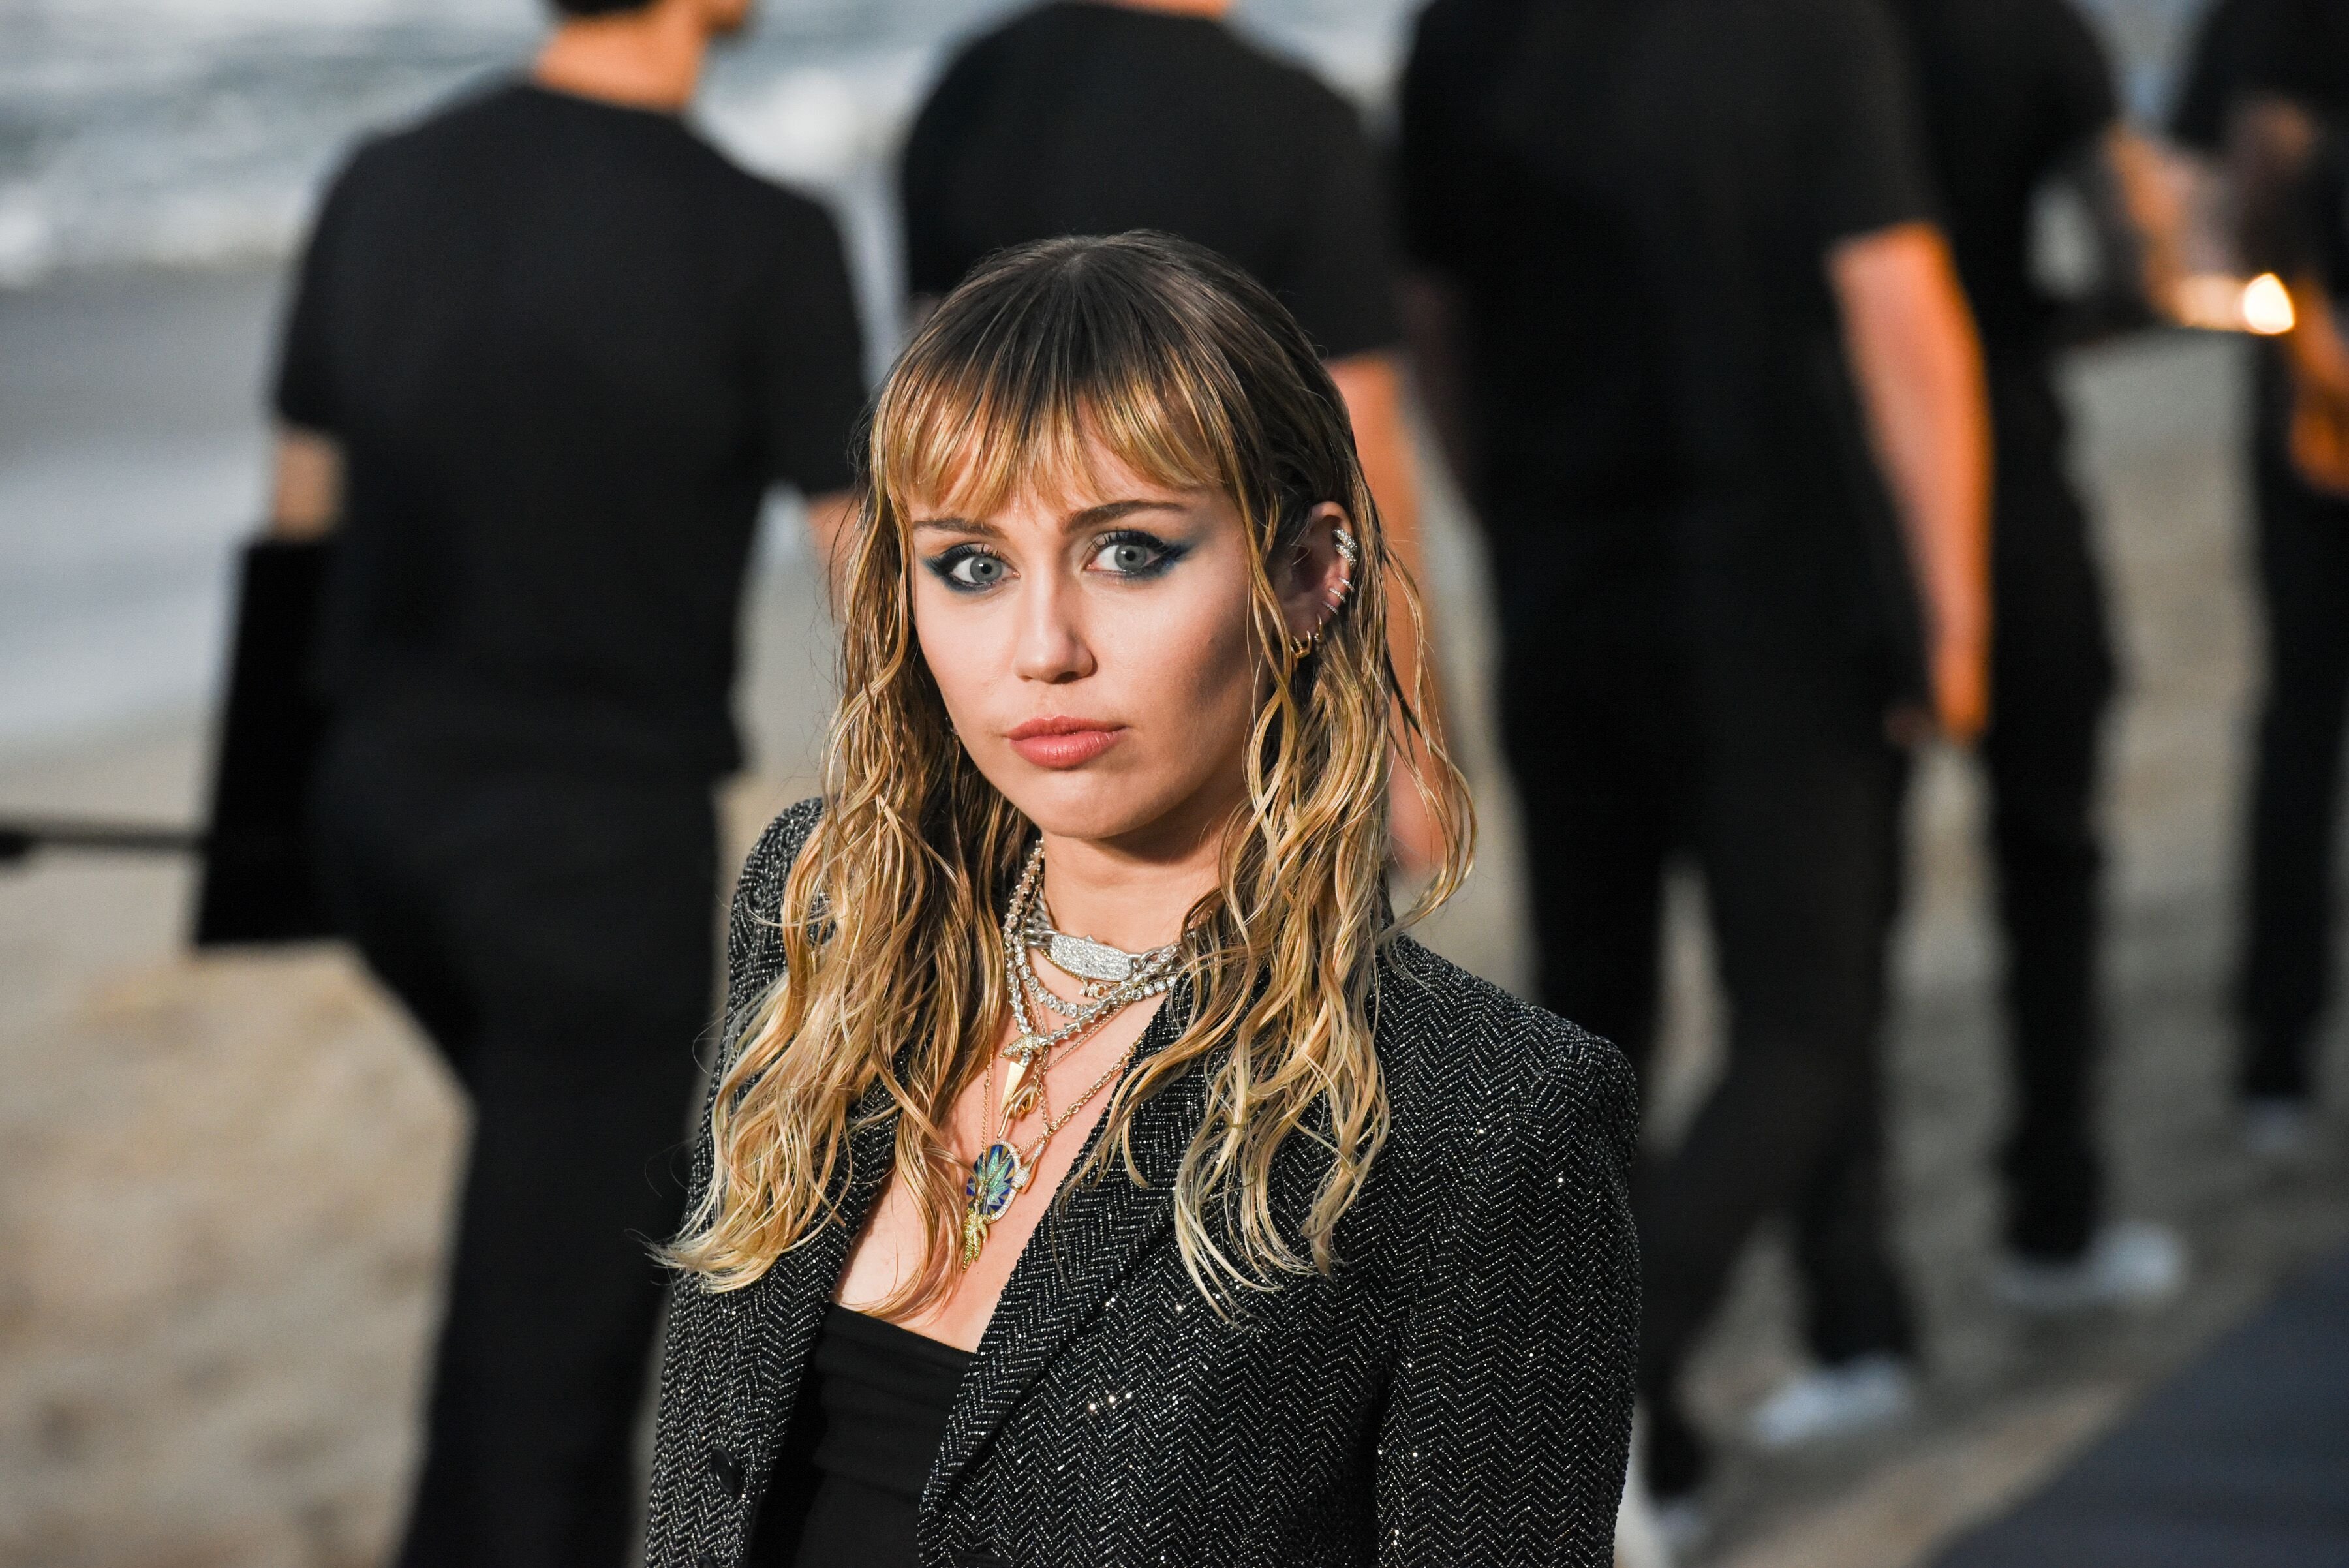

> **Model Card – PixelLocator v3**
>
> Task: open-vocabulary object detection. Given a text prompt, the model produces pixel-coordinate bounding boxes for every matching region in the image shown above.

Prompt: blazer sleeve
[688,797,826,1211]
[1374,1028,1641,1565]
[643,799,824,1566]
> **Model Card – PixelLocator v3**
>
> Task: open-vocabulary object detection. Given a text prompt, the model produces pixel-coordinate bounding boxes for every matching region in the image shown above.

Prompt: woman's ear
[1276,502,1355,645]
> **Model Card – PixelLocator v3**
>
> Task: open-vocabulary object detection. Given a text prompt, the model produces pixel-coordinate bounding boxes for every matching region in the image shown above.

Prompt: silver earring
[1291,526,1359,658]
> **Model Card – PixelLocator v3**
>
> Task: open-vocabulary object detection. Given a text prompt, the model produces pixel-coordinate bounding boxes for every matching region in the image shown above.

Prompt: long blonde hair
[668,233,1473,1308]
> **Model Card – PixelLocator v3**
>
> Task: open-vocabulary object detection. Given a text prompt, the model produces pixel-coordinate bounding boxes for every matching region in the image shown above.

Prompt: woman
[644,233,1637,1568]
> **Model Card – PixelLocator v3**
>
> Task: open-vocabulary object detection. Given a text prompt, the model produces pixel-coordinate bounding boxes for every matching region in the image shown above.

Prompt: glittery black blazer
[644,801,1639,1568]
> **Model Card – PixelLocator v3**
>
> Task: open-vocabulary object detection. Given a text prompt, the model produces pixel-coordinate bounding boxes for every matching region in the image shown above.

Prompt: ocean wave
[0,0,1417,291]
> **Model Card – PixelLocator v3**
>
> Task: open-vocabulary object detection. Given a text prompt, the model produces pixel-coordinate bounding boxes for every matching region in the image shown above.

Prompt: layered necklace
[960,840,1188,1268]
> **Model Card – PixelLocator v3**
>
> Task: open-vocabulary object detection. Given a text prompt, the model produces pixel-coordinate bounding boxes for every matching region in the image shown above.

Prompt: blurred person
[894,0,1447,868]
[266,0,867,1560]
[1398,0,1989,1529]
[2212,0,2349,1155]
[641,234,1639,1568]
[1811,0,2193,1335]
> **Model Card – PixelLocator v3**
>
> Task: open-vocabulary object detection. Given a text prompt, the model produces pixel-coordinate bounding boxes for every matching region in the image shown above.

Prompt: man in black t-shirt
[268,0,866,1561]
[897,0,1447,867]
[1877,0,2190,1319]
[1400,0,1991,1514]
[2222,0,2349,1151]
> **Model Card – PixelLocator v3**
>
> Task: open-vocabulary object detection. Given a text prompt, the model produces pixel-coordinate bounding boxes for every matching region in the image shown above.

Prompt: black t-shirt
[1400,0,1936,698]
[900,0,1399,361]
[2172,0,2275,151]
[1888,0,2117,359]
[275,81,867,775]
[2238,0,2349,114]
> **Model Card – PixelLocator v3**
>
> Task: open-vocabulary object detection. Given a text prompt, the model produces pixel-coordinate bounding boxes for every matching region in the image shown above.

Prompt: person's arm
[268,150,363,542]
[757,198,872,594]
[1396,271,1481,499]
[805,489,861,598]
[269,427,343,539]
[2234,93,2349,491]
[1327,348,1447,874]
[2235,93,2348,378]
[1828,221,1993,743]
[2063,123,2190,337]
[1372,1032,1640,1564]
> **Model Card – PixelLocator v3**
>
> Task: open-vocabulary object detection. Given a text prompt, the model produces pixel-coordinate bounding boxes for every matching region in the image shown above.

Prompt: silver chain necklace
[998,841,1184,1067]
[961,840,1190,1267]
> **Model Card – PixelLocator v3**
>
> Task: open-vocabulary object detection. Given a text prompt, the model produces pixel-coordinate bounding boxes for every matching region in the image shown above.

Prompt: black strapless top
[784,1306,974,1568]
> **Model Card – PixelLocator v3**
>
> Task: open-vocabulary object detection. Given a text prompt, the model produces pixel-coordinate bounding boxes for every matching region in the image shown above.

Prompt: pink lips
[1006,716,1127,769]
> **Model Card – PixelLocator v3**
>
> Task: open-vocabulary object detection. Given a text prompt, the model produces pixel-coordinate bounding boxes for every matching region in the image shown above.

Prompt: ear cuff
[1287,527,1360,659]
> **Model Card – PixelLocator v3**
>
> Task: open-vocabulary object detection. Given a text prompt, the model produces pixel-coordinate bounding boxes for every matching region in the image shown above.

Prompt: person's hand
[2289,382,2349,496]
[1888,624,1989,749]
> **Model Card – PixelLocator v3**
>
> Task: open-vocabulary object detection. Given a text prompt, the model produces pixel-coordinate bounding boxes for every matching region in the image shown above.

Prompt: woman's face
[908,444,1343,857]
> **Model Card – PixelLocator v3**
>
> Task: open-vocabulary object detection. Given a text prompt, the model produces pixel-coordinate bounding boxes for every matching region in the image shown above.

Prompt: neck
[1093,0,1233,16]
[1036,812,1229,956]
[533,1,711,113]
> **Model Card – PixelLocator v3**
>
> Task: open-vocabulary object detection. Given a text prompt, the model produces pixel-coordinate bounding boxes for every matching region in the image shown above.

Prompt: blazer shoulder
[723,797,825,1019]
[736,797,825,905]
[1372,935,1637,1158]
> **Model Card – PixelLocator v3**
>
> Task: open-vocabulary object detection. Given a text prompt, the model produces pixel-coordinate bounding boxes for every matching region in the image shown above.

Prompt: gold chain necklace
[960,842,1186,1268]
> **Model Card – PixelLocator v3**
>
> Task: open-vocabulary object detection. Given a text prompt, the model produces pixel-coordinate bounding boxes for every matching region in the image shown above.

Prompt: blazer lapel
[928,992,1210,1502]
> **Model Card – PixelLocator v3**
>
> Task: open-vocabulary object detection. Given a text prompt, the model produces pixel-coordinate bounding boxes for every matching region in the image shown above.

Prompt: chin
[987,758,1216,851]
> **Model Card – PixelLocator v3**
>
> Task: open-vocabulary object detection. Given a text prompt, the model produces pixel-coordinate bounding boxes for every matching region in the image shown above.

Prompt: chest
[780,1233,1401,1568]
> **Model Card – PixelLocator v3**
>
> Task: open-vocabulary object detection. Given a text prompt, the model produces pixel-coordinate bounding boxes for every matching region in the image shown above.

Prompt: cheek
[911,582,1004,726]
[1108,572,1261,746]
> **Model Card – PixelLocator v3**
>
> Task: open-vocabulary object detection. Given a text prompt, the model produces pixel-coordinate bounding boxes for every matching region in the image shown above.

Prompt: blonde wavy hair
[668,232,1473,1310]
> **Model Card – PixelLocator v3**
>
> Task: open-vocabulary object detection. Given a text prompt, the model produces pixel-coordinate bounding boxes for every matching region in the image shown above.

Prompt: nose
[1011,566,1096,684]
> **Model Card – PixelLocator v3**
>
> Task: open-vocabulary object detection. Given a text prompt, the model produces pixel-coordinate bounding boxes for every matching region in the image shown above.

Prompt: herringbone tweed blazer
[644,801,1639,1568]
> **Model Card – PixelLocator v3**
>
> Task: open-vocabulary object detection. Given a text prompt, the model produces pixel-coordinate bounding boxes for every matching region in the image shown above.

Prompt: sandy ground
[1,270,2345,1568]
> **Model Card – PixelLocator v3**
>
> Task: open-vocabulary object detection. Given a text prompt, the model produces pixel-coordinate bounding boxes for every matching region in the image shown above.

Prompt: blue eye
[1089,530,1182,579]
[927,546,1009,592]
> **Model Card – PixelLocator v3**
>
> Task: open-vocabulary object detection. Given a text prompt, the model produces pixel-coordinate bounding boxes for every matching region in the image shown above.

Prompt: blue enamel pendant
[960,1141,1031,1267]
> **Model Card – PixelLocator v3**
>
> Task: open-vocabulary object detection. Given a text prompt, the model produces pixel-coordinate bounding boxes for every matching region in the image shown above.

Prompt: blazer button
[706,1446,745,1499]
[696,1554,722,1568]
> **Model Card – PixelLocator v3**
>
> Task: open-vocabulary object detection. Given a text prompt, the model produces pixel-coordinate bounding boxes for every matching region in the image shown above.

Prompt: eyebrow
[910,498,1191,536]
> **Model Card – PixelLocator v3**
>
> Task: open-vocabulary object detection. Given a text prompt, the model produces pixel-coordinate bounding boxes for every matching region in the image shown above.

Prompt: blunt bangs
[872,238,1266,525]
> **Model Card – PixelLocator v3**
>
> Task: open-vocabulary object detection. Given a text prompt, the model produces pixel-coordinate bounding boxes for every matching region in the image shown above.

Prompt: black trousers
[1499,628,1911,1494]
[2239,354,2349,1101]
[1974,431,2117,1259]
[313,718,717,1568]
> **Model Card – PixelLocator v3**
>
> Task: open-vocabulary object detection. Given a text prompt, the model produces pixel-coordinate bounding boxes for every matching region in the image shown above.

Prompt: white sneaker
[1745,1352,1920,1450]
[2245,1097,2315,1163]
[1992,1219,2187,1315]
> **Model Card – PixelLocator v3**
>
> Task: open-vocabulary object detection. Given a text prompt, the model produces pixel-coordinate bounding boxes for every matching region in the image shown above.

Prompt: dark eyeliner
[1093,528,1188,580]
[923,542,1006,592]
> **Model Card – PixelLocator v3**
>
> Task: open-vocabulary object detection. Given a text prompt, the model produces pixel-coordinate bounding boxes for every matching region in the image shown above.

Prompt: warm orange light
[2175,273,2244,329]
[2173,271,2299,334]
[2243,273,2296,335]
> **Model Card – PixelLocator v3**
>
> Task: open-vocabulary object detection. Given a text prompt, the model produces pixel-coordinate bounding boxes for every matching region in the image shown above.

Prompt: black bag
[191,536,337,947]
